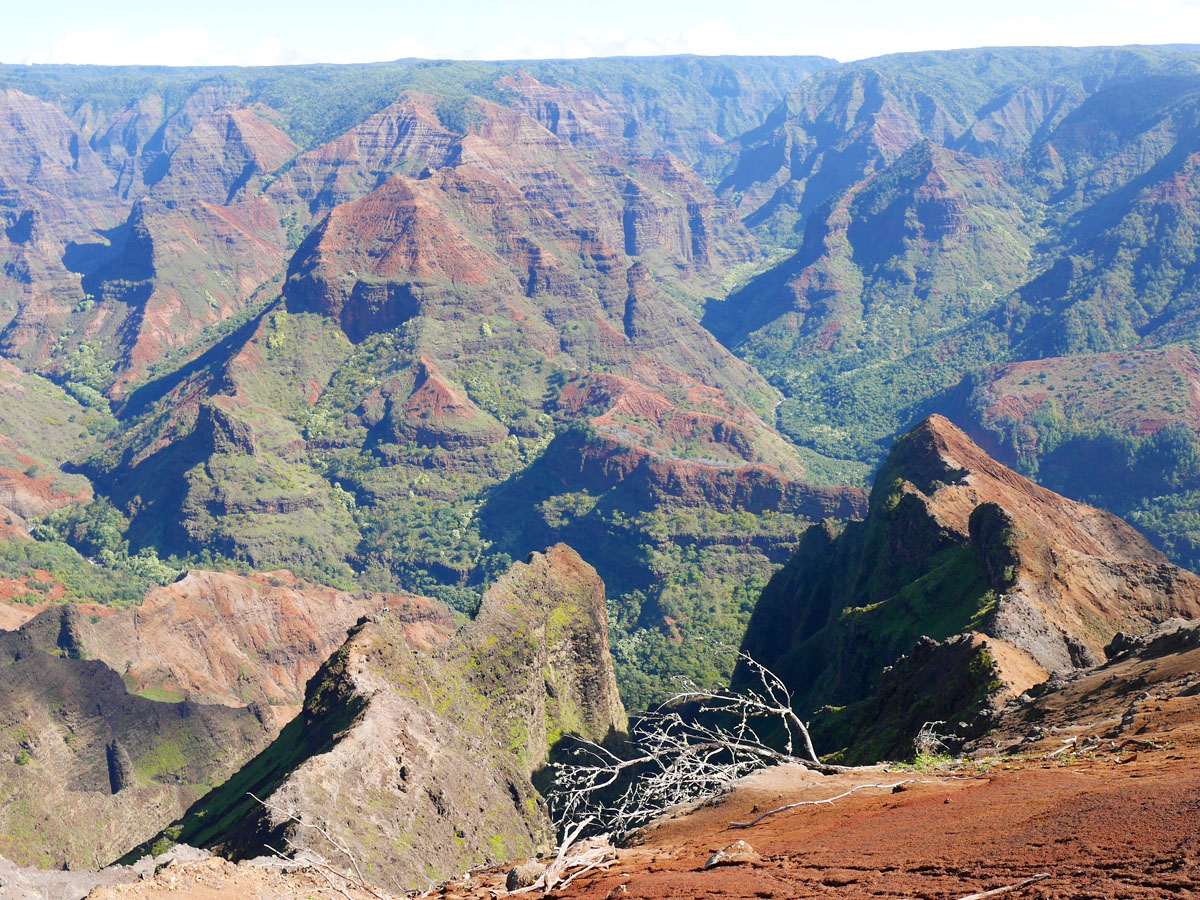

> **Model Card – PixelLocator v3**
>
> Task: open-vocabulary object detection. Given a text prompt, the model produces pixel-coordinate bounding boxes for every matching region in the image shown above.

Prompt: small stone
[606,885,629,899]
[505,860,546,891]
[704,840,760,869]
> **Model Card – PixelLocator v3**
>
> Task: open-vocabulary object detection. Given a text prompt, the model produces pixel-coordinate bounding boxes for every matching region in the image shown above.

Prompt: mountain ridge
[739,414,1200,760]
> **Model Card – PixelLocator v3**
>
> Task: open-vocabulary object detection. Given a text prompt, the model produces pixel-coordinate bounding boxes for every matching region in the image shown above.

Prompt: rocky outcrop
[466,544,626,769]
[970,616,1200,759]
[266,92,459,215]
[376,357,509,450]
[154,546,626,889]
[0,623,274,869]
[740,415,1200,760]
[77,569,454,706]
[0,462,90,522]
[143,107,296,208]
[0,851,135,899]
[531,427,864,520]
[0,570,450,867]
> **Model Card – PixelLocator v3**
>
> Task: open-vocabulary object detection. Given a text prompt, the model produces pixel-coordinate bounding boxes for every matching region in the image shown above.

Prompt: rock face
[154,546,626,889]
[0,620,273,869]
[0,570,450,868]
[76,569,454,706]
[973,617,1200,758]
[0,57,823,382]
[739,415,1200,760]
[266,92,459,216]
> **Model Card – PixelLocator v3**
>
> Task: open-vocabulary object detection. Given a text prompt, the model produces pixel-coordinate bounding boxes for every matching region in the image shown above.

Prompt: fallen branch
[504,819,618,896]
[250,792,392,900]
[556,858,616,890]
[1047,738,1076,758]
[543,817,596,891]
[956,873,1050,899]
[728,780,913,829]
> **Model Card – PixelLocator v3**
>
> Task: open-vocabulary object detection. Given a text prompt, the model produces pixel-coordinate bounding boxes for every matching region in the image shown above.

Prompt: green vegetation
[8,46,1200,730]
[0,52,845,718]
[0,536,149,606]
[975,414,1200,569]
[698,46,1200,580]
[0,56,829,161]
[27,499,180,593]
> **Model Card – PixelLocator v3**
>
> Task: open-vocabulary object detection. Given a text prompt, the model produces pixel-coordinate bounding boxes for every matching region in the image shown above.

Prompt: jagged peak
[879,415,1164,565]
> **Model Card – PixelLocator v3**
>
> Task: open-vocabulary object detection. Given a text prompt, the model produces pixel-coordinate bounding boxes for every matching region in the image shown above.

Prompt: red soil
[406,358,486,422]
[977,347,1200,439]
[546,753,1200,900]
[436,628,1200,900]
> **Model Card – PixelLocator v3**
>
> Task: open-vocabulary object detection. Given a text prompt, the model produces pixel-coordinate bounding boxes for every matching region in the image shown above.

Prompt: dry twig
[250,792,393,900]
[728,780,913,828]
[956,873,1050,899]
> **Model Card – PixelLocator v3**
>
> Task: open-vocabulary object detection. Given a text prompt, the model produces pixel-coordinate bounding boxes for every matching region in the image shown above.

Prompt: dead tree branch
[264,842,353,900]
[249,791,393,900]
[503,823,615,896]
[913,721,948,757]
[550,648,847,841]
[728,780,913,828]
[956,873,1051,899]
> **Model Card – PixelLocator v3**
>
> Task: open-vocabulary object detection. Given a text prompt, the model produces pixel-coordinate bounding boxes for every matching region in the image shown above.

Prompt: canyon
[0,46,1199,897]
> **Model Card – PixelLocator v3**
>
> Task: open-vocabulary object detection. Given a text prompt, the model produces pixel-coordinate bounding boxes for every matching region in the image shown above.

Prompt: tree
[548,650,843,841]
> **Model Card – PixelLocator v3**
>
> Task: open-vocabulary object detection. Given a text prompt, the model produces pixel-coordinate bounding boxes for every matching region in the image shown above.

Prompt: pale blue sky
[6,0,1199,66]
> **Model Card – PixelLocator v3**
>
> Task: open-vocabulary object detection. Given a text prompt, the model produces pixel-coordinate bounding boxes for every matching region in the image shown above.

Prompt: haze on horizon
[4,0,1198,68]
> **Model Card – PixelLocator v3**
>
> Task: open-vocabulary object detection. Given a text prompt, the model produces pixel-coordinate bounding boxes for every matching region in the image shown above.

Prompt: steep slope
[0,621,274,869]
[150,546,625,888]
[0,56,829,386]
[75,569,454,707]
[949,347,1200,569]
[0,86,294,381]
[0,363,95,532]
[739,415,1200,760]
[719,46,1200,244]
[0,569,450,869]
[264,91,459,217]
[0,89,125,360]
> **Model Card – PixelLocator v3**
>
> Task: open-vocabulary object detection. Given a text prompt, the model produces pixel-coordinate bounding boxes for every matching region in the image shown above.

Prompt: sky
[5,0,1199,67]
